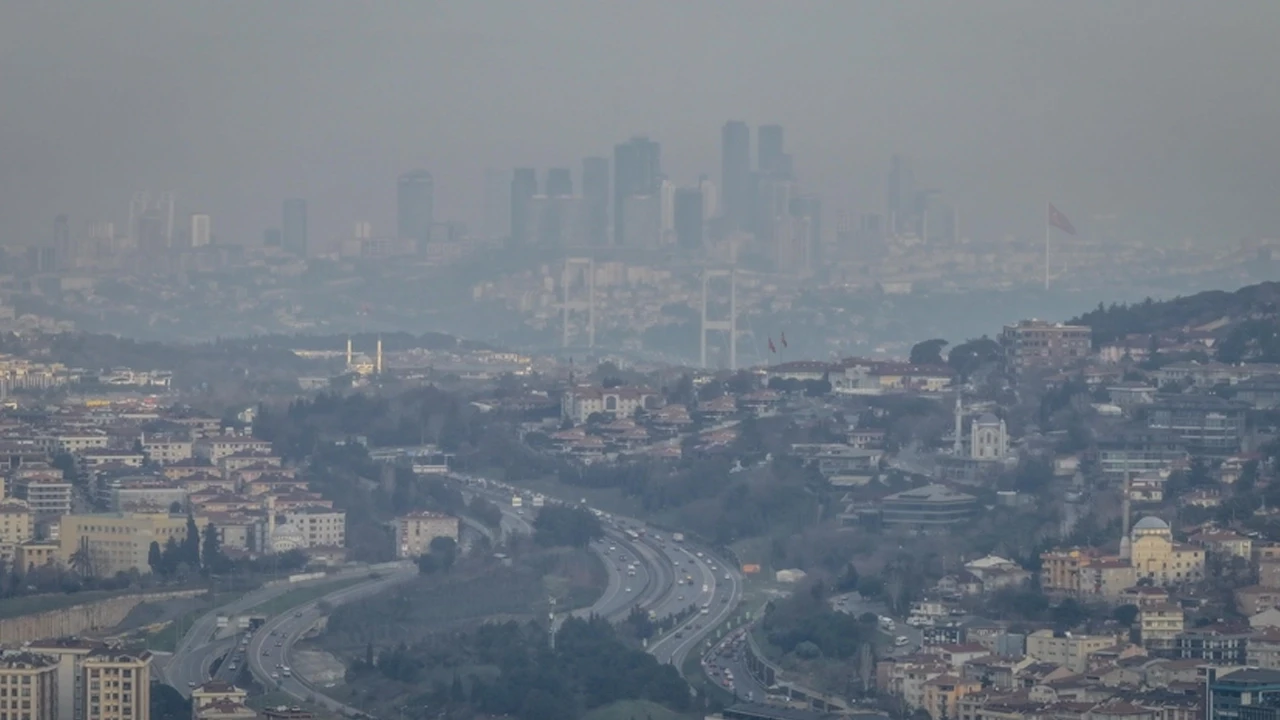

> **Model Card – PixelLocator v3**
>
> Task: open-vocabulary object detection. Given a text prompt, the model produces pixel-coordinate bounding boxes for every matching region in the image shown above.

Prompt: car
[294,611,303,617]
[275,641,283,647]
[268,630,277,636]
[678,595,685,601]
[262,650,270,656]
[624,587,632,593]
[187,681,196,688]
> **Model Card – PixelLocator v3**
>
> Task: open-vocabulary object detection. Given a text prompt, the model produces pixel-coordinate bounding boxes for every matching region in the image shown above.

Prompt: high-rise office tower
[397,169,435,251]
[510,168,538,243]
[754,174,795,246]
[659,179,676,235]
[721,121,751,231]
[613,136,661,245]
[53,214,72,270]
[582,157,609,245]
[190,213,211,248]
[758,124,786,175]
[136,212,168,254]
[674,187,705,250]
[263,227,282,247]
[282,198,308,256]
[887,154,916,236]
[620,194,660,248]
[546,168,573,197]
[789,195,822,267]
[483,168,511,240]
[698,176,718,221]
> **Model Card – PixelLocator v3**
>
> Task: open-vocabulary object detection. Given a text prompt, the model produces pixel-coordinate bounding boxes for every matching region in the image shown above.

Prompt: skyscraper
[53,214,71,270]
[789,195,822,268]
[282,198,308,257]
[190,213,211,248]
[758,124,786,175]
[483,168,510,240]
[582,157,609,245]
[397,169,435,251]
[698,176,718,221]
[721,121,751,232]
[546,168,573,197]
[674,187,705,250]
[887,154,916,236]
[613,136,661,245]
[659,178,676,235]
[510,168,538,243]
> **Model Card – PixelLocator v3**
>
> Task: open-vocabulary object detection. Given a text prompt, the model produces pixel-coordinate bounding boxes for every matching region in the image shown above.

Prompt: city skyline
[3,2,1279,247]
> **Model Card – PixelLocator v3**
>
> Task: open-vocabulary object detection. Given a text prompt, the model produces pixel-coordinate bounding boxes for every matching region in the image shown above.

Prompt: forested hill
[1069,281,1280,353]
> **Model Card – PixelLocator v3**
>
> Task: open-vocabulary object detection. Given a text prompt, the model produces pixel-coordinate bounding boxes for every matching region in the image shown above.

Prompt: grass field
[582,699,698,720]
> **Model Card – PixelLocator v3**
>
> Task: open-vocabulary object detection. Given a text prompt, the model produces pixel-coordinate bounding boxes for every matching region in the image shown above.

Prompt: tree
[202,523,222,573]
[948,337,1002,379]
[532,506,603,548]
[148,541,163,575]
[428,536,457,571]
[184,513,201,567]
[910,338,949,366]
[1113,604,1140,626]
[69,537,95,578]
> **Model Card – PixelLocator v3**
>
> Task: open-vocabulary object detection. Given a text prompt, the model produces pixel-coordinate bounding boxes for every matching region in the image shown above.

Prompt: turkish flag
[1048,204,1076,235]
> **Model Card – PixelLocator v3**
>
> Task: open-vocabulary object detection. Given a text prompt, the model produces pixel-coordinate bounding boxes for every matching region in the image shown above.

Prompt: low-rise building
[279,508,345,549]
[1025,630,1118,673]
[59,512,205,576]
[880,484,977,528]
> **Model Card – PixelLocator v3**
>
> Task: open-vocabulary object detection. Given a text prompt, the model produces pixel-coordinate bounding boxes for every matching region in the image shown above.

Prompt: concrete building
[279,508,345,548]
[58,512,205,576]
[26,638,96,720]
[193,436,272,464]
[80,648,150,720]
[0,652,59,720]
[1025,629,1118,673]
[1000,320,1091,374]
[393,512,459,559]
[1207,667,1280,720]
[0,500,34,546]
[191,681,250,720]
[560,386,660,424]
[1138,394,1249,457]
[15,541,59,572]
[13,475,73,519]
[879,484,977,528]
[140,437,193,465]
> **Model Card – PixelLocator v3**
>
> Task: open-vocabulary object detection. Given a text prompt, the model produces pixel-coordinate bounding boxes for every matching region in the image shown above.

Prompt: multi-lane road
[167,477,745,717]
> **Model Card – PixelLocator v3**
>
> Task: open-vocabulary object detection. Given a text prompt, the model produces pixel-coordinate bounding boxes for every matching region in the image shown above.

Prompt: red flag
[780,332,788,348]
[1048,204,1076,236]
[768,338,777,354]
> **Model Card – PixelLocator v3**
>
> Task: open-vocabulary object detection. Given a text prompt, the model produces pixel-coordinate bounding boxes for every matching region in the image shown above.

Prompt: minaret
[953,391,964,455]
[376,335,383,375]
[345,336,353,368]
[265,495,277,553]
[1119,458,1133,560]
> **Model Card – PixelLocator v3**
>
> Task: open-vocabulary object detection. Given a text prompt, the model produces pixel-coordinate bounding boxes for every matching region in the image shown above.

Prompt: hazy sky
[3,1,1279,247]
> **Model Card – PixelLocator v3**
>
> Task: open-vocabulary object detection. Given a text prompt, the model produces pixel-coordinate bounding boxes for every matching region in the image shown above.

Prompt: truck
[672,533,684,543]
[511,495,522,508]
[532,494,545,508]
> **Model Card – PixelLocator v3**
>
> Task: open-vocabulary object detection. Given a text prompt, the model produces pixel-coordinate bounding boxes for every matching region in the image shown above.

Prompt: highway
[164,566,406,696]
[453,475,745,671]
[245,566,418,714]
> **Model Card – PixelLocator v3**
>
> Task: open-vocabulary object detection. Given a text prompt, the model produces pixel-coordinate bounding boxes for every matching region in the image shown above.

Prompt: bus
[625,530,640,541]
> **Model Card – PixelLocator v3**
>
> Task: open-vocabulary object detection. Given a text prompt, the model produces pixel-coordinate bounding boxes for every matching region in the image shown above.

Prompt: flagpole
[1044,202,1050,291]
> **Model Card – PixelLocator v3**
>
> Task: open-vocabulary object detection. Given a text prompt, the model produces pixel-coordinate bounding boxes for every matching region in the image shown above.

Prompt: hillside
[1069,281,1280,362]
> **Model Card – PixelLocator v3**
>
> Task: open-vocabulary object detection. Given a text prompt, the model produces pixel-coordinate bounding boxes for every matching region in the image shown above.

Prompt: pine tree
[184,513,201,566]
[201,523,221,573]
[148,541,163,574]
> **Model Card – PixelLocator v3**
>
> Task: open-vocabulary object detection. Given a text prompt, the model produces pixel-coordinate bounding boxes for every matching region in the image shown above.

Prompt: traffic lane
[249,571,417,713]
[649,550,738,665]
[829,593,923,655]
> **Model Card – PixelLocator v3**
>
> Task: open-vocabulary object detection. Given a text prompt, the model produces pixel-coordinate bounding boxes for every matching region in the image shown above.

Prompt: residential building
[880,484,977,527]
[1139,603,1185,645]
[1096,428,1187,479]
[0,652,59,720]
[80,648,149,720]
[279,508,345,548]
[1040,549,1092,594]
[35,431,108,455]
[1173,627,1249,664]
[13,474,73,519]
[1000,320,1091,374]
[923,675,981,720]
[140,437,193,465]
[0,500,34,546]
[1025,630,1118,673]
[191,681,249,720]
[15,541,59,572]
[393,512,459,559]
[26,637,97,720]
[1139,394,1249,457]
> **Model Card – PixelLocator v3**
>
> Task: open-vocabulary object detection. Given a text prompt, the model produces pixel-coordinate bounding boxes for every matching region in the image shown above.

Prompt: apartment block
[393,511,459,558]
[80,648,149,720]
[0,652,59,720]
[1000,319,1091,374]
[279,508,345,548]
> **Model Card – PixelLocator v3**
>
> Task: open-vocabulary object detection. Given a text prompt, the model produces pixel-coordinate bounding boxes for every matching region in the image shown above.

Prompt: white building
[970,413,1008,460]
[190,213,211,247]
[561,385,660,424]
[280,508,346,548]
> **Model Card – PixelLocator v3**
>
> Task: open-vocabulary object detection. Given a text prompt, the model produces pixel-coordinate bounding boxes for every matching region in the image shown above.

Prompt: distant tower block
[561,257,596,348]
[700,268,737,370]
